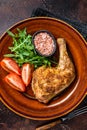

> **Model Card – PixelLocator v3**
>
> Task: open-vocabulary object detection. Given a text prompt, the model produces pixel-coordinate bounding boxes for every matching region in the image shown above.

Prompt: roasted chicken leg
[32,38,75,103]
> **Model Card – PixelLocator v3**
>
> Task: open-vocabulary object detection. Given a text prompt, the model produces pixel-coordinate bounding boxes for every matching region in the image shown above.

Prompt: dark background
[0,0,87,130]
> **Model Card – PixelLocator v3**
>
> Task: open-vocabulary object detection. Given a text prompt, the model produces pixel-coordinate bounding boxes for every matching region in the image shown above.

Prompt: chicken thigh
[32,38,75,103]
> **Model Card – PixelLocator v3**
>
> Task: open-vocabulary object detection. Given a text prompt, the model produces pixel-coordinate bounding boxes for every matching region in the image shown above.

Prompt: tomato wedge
[4,73,26,92]
[0,57,21,75]
[21,63,34,86]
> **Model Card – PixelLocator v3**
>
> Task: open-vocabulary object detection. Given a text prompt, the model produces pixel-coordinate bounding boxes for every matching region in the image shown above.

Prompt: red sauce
[34,32,55,56]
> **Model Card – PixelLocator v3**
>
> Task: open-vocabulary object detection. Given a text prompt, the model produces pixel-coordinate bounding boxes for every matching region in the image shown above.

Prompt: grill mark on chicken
[32,38,75,103]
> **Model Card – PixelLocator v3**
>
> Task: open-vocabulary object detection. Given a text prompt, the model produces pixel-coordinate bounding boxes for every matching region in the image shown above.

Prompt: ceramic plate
[0,17,87,120]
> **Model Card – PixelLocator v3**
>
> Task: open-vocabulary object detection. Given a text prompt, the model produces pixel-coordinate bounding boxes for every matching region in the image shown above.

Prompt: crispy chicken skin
[32,38,75,103]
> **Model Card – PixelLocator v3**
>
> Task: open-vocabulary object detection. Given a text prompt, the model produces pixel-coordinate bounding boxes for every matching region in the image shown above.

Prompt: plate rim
[0,17,87,45]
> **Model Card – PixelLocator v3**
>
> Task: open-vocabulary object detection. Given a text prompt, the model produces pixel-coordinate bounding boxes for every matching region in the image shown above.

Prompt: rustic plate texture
[0,17,87,120]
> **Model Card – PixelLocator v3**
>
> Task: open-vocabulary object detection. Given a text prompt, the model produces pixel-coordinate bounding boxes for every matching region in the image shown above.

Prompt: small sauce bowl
[32,30,57,57]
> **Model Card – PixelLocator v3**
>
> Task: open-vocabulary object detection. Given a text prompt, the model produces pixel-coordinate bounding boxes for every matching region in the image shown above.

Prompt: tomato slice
[4,73,26,92]
[0,57,21,75]
[21,63,34,86]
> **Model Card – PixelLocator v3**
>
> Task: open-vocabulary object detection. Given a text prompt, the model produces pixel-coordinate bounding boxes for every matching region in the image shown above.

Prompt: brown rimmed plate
[0,17,87,120]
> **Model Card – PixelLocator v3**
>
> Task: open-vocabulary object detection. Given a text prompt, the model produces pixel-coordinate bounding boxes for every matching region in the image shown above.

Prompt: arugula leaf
[5,28,56,68]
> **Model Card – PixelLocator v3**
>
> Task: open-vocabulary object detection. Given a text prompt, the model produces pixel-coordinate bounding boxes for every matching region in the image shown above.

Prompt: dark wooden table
[0,0,87,130]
